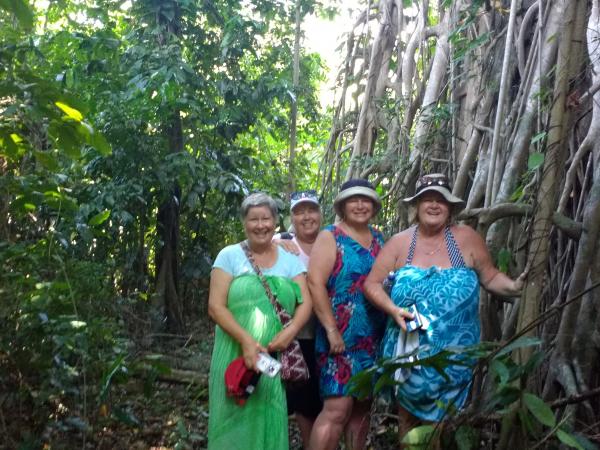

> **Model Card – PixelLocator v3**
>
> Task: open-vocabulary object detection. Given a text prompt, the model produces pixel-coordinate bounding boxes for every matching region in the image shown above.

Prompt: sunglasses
[290,190,318,201]
[416,176,451,193]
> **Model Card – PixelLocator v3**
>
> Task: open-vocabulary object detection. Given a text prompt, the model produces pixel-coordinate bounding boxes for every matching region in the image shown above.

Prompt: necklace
[424,242,442,256]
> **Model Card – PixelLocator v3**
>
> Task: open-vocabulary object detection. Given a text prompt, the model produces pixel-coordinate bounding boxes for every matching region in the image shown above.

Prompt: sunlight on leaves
[401,424,435,448]
[89,210,111,226]
[55,101,84,122]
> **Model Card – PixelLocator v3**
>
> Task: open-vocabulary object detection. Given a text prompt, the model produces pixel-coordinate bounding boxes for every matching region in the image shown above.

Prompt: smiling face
[342,195,374,225]
[291,202,321,241]
[244,205,276,247]
[416,192,451,228]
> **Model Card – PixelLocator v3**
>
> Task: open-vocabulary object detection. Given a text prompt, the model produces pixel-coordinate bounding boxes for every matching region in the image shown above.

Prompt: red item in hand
[225,357,261,406]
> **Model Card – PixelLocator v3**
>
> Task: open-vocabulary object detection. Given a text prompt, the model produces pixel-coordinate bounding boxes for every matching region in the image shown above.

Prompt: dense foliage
[3,0,600,448]
[1,0,329,446]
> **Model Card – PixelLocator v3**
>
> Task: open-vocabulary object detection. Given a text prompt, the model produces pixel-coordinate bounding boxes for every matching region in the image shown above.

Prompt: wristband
[326,326,337,335]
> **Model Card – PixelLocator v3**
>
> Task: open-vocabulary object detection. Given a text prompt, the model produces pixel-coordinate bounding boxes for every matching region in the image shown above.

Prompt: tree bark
[516,0,577,366]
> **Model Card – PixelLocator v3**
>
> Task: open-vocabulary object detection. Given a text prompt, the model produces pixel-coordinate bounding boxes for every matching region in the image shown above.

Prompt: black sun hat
[333,179,382,217]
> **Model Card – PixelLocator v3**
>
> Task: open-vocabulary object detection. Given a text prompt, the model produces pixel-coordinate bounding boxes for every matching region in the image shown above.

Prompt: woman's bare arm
[208,267,266,369]
[268,273,312,352]
[364,234,412,330]
[307,230,345,354]
[462,226,526,297]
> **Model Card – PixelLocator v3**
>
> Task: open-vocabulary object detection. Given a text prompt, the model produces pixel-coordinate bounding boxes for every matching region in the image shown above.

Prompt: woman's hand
[392,306,414,331]
[241,336,267,370]
[267,326,297,353]
[509,264,529,296]
[273,238,300,255]
[326,327,345,354]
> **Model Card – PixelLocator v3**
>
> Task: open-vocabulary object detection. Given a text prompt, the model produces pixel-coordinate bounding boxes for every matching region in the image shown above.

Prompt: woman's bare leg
[343,399,372,450]
[308,396,353,450]
[295,413,315,449]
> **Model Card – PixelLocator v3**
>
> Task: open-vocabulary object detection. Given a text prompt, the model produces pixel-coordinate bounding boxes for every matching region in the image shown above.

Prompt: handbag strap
[240,241,291,326]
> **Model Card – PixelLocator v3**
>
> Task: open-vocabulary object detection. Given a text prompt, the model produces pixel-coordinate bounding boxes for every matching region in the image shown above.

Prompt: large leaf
[88,210,111,226]
[528,152,545,170]
[523,393,556,427]
[0,0,34,30]
[401,424,436,447]
[99,355,126,401]
[495,336,542,358]
[55,101,84,122]
[556,429,585,450]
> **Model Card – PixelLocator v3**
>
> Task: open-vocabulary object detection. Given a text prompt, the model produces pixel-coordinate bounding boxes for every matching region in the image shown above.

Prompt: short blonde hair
[240,192,279,222]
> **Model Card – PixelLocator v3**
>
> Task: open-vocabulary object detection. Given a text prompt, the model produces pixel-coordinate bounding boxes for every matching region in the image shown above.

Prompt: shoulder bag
[241,241,310,383]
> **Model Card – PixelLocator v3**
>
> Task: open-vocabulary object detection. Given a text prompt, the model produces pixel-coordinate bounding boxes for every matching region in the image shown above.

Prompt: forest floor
[9,318,399,450]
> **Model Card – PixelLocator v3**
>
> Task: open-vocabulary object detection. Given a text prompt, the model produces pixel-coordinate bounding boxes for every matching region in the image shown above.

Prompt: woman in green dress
[207,192,313,450]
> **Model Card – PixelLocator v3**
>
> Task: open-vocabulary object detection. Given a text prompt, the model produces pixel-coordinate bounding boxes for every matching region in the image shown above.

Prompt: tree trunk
[289,0,301,192]
[156,111,184,333]
[516,0,577,366]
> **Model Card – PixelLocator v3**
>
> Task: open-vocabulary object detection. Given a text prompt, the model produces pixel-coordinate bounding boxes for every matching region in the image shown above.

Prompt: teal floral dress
[315,225,386,398]
[380,225,480,421]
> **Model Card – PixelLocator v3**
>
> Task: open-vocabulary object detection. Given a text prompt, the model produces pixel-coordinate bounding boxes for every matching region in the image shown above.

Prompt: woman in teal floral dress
[364,173,527,441]
[307,179,389,450]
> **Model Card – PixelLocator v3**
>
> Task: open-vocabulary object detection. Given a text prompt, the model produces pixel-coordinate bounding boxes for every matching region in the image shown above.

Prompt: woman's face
[342,195,374,225]
[244,205,275,246]
[416,192,451,228]
[291,203,321,241]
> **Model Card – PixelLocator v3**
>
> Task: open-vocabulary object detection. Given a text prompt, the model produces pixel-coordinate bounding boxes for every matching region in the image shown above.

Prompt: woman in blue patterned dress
[307,179,395,450]
[364,173,526,441]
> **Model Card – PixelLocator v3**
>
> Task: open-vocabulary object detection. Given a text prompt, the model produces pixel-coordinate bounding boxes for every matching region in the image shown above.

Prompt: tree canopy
[1,0,600,448]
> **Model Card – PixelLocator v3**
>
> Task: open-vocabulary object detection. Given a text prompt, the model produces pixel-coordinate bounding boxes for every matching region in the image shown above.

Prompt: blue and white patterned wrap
[380,226,480,421]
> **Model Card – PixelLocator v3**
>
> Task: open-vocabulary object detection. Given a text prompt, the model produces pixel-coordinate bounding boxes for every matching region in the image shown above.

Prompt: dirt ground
[3,320,399,450]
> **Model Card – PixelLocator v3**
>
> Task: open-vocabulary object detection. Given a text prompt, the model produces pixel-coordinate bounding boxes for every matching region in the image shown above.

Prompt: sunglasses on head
[290,190,317,201]
[416,176,450,193]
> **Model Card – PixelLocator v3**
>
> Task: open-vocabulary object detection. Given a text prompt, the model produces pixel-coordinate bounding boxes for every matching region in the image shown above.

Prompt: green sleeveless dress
[208,274,302,450]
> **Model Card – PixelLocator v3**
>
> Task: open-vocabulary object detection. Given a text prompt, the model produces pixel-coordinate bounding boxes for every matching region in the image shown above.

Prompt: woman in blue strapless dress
[364,173,527,440]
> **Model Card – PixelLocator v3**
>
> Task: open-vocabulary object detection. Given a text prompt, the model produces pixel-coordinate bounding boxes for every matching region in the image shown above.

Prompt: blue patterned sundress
[315,224,386,398]
[380,225,480,421]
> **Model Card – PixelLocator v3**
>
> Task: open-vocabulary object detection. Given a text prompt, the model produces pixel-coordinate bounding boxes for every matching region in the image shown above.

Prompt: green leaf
[0,0,34,30]
[495,336,542,358]
[570,433,598,450]
[528,152,544,170]
[401,424,435,446]
[50,121,81,159]
[497,248,511,273]
[531,131,547,145]
[523,393,556,427]
[99,355,126,401]
[455,425,478,450]
[34,151,59,171]
[0,131,20,159]
[89,128,112,156]
[55,101,84,122]
[490,359,510,385]
[89,210,111,226]
[556,429,585,450]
